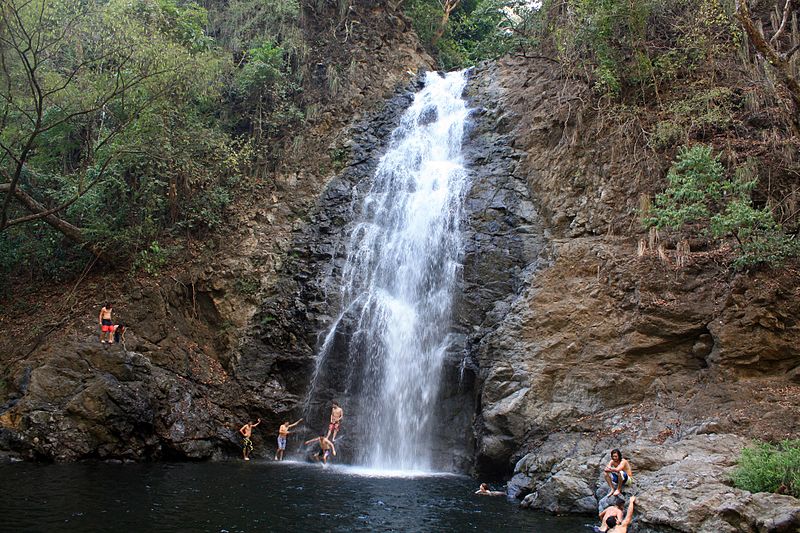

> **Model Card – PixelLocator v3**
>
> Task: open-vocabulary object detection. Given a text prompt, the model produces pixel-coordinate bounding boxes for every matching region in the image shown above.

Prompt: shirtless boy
[275,418,303,460]
[325,401,343,442]
[604,449,633,496]
[239,418,261,461]
[597,497,625,532]
[604,496,636,533]
[304,436,336,465]
[98,303,114,343]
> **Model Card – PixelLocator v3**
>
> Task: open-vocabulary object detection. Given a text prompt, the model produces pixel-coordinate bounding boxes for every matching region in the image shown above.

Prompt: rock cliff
[463,57,800,532]
[1,5,799,532]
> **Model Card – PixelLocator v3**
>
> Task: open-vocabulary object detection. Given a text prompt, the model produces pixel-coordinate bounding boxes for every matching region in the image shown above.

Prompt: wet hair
[611,448,623,460]
[480,483,488,490]
[332,400,339,406]
[105,302,113,309]
[605,516,618,528]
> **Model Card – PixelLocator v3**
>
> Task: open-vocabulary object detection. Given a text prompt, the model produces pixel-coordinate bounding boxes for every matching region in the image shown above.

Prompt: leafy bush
[732,440,800,498]
[645,145,798,268]
[405,0,537,70]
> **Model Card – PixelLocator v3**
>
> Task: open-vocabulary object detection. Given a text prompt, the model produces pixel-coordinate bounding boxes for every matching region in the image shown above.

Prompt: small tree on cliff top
[645,144,798,268]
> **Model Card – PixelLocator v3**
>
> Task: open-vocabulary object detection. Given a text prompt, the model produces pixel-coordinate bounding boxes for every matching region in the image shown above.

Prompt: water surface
[0,461,588,532]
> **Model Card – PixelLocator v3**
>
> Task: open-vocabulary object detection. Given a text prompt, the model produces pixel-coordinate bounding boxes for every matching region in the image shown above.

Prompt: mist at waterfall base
[304,71,474,472]
[1,461,589,532]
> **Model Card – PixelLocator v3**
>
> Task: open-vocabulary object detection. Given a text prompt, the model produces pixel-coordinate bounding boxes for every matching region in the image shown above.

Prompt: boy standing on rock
[239,418,261,461]
[98,303,114,343]
[275,418,303,460]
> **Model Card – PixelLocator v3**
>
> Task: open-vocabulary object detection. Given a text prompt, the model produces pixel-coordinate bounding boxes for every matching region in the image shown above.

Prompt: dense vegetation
[0,0,306,288]
[408,0,799,267]
[732,440,800,498]
[2,0,798,291]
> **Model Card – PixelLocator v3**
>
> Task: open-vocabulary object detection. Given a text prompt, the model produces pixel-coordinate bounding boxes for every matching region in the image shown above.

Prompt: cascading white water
[308,70,471,471]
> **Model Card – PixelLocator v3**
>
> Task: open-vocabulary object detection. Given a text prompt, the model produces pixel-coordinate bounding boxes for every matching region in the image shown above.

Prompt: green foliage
[405,0,539,70]
[133,241,173,275]
[0,0,269,285]
[732,440,800,498]
[234,276,261,296]
[645,146,798,268]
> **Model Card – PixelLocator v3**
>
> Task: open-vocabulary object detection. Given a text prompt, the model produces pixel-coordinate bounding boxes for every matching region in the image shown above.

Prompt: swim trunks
[277,436,287,450]
[610,471,630,486]
[242,437,253,452]
[328,422,340,432]
[101,319,113,332]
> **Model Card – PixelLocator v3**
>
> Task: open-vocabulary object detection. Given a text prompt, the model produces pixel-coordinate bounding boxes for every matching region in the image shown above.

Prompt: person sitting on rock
[474,483,505,496]
[604,495,636,532]
[604,448,633,496]
[596,496,625,532]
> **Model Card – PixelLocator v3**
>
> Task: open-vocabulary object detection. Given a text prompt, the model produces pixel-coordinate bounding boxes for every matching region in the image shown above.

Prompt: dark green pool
[0,460,590,532]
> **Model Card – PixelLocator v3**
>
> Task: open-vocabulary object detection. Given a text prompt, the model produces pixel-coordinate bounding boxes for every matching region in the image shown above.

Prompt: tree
[0,0,197,255]
[432,0,463,45]
[735,0,800,129]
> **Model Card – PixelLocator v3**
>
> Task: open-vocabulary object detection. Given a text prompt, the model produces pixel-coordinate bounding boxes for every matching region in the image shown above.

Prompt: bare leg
[332,429,339,441]
[604,472,614,496]
[612,476,623,496]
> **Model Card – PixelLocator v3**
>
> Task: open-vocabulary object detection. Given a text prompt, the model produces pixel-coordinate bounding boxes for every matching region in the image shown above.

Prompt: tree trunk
[0,184,106,259]
[736,0,800,131]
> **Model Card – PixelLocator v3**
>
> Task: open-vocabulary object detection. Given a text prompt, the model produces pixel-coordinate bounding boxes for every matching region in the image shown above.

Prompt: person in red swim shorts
[98,303,114,343]
[325,400,343,442]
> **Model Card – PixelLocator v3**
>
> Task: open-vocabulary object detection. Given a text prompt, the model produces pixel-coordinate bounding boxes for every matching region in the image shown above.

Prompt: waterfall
[307,70,471,472]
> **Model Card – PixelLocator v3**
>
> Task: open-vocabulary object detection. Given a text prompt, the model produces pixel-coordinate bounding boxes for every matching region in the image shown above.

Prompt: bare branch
[736,0,800,115]
[769,0,794,46]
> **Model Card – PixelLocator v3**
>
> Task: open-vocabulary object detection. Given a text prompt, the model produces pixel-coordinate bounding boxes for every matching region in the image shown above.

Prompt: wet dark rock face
[256,70,548,471]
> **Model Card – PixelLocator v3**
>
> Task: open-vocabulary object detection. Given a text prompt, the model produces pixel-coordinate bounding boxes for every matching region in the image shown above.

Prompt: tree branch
[770,0,794,46]
[736,0,800,113]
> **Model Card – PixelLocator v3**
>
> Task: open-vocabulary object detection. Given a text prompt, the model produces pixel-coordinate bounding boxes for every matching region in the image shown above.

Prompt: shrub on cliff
[732,440,800,498]
[645,145,798,268]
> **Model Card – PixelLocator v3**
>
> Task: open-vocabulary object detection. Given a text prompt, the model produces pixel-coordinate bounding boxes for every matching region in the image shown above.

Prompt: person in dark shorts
[304,436,336,465]
[603,449,633,497]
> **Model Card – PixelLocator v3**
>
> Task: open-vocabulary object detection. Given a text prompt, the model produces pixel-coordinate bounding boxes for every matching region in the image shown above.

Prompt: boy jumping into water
[604,449,633,496]
[304,435,336,465]
[325,401,343,442]
[275,418,303,460]
[239,418,261,461]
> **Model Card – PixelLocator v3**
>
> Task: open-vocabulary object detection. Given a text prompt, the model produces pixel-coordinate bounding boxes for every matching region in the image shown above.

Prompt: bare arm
[304,438,318,446]
[252,418,261,427]
[239,425,248,435]
[98,308,103,323]
[288,418,303,428]
[622,496,636,527]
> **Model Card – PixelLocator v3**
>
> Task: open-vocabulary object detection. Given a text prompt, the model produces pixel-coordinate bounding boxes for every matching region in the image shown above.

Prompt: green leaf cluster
[405,0,540,70]
[732,440,800,498]
[0,0,310,283]
[645,145,798,268]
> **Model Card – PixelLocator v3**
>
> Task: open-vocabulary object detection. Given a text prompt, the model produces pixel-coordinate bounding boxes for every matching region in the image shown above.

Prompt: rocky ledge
[512,433,799,532]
